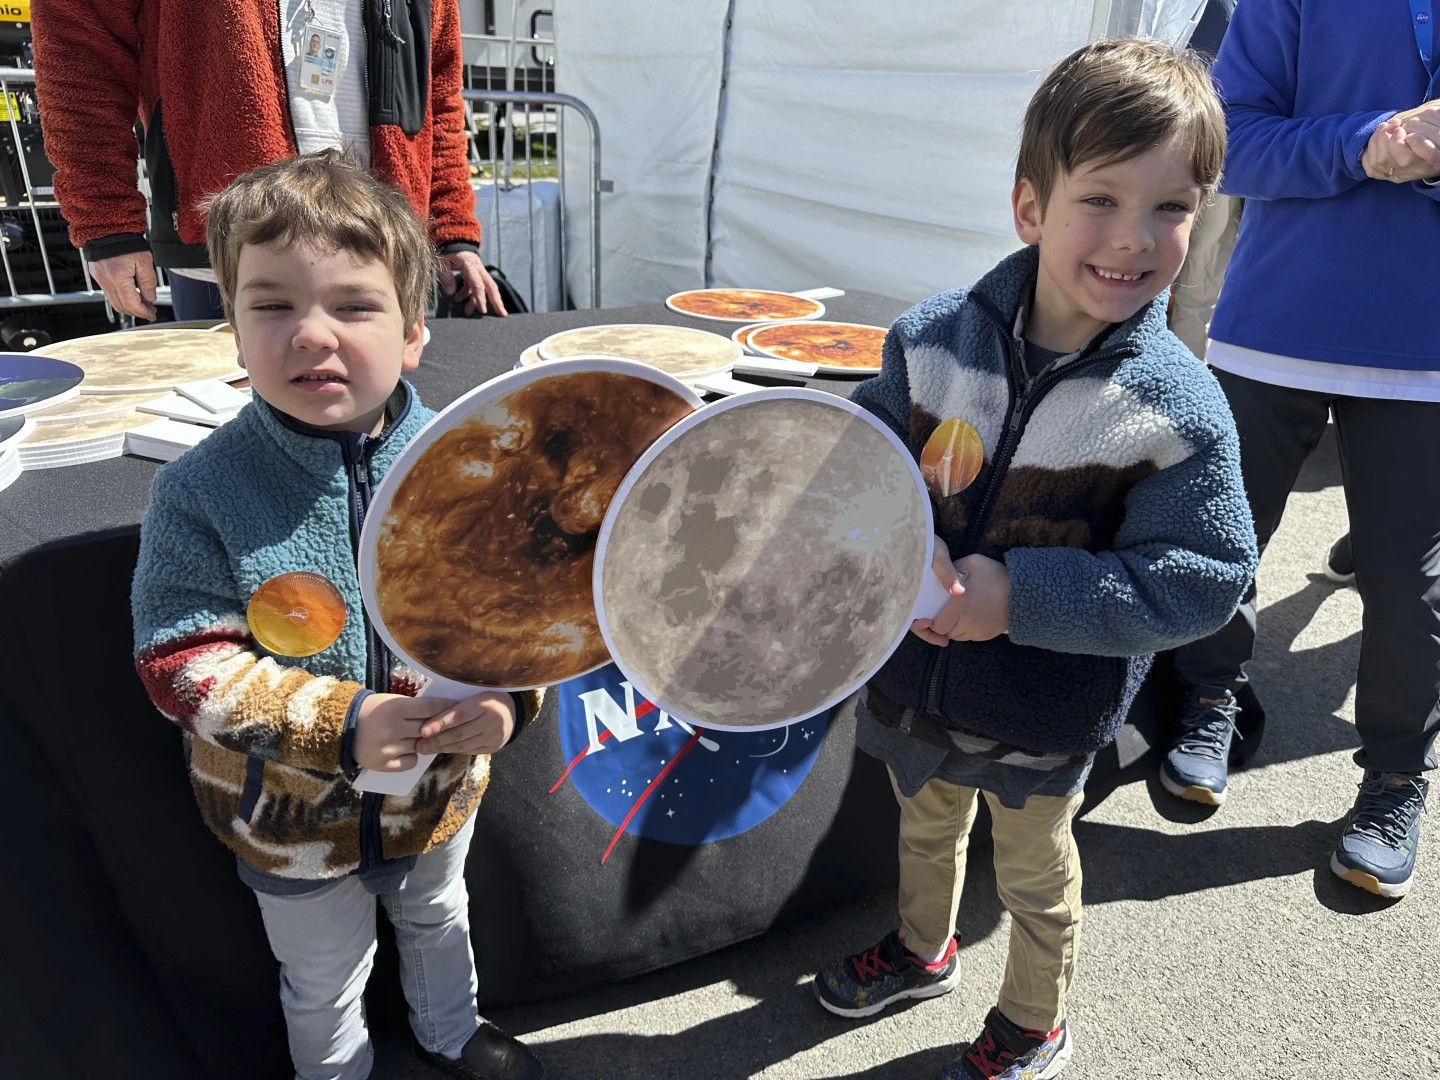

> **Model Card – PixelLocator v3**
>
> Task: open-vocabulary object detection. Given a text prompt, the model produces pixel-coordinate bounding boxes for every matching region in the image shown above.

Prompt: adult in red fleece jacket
[30,0,505,319]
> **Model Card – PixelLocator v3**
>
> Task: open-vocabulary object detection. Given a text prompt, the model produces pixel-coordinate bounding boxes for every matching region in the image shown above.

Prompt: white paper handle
[909,566,954,623]
[350,677,474,797]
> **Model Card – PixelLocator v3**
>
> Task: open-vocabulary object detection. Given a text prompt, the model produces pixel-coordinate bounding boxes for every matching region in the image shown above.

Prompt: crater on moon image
[374,369,695,687]
[599,395,930,729]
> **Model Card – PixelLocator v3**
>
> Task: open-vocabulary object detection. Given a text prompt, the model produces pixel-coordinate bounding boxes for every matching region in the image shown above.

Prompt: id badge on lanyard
[298,6,341,97]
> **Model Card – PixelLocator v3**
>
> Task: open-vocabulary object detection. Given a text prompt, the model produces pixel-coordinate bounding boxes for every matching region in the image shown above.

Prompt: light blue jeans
[253,815,479,1080]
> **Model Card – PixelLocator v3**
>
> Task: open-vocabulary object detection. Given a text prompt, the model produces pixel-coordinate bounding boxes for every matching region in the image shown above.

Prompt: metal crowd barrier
[462,86,602,311]
[0,68,111,333]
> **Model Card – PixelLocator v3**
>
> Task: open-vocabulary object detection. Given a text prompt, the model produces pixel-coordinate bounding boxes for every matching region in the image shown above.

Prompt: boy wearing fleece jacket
[131,151,542,1080]
[809,40,1257,1080]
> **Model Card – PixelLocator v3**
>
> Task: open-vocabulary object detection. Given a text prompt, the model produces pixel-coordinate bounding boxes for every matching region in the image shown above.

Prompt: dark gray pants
[1173,368,1440,774]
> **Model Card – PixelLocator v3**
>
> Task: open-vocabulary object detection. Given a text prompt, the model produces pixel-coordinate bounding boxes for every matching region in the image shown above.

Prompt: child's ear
[231,329,248,371]
[402,315,425,371]
[1012,178,1044,245]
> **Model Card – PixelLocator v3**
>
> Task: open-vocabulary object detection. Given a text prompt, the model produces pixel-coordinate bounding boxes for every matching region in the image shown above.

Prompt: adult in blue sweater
[1162,0,1439,900]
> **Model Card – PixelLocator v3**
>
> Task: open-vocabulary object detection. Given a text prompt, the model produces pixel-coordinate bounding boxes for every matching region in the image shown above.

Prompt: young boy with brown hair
[131,150,543,1080]
[810,40,1258,1079]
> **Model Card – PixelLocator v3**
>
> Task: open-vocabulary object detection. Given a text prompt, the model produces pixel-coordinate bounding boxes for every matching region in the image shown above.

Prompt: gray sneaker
[1160,685,1240,805]
[1331,772,1428,899]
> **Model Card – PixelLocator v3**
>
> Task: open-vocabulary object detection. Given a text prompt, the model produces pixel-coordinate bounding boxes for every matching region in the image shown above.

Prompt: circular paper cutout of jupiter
[535,324,741,380]
[362,359,702,689]
[595,389,933,731]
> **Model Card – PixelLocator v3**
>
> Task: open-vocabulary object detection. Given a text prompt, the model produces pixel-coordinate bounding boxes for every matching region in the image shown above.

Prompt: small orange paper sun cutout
[920,419,984,497]
[247,572,347,657]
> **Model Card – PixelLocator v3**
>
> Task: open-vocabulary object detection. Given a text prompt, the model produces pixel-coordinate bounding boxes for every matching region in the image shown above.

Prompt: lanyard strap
[1409,0,1435,75]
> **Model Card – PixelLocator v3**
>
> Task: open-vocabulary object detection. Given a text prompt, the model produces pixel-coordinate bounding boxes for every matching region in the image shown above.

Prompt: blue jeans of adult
[252,814,480,1080]
[165,272,227,322]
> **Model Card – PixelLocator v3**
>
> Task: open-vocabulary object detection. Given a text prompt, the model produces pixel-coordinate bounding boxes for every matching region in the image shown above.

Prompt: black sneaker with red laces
[812,929,962,1018]
[939,1006,1072,1079]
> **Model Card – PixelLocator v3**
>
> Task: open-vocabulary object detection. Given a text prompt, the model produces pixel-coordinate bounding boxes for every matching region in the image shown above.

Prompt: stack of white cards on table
[126,379,251,462]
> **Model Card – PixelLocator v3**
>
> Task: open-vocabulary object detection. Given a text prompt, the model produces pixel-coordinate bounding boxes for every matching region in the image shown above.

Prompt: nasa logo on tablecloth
[552,663,828,863]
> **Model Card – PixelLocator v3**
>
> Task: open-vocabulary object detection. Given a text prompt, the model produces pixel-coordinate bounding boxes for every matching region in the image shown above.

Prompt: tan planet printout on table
[39,329,243,394]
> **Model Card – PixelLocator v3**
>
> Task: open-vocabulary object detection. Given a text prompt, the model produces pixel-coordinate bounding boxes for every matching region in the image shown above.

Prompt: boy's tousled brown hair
[202,148,434,327]
[1016,38,1225,212]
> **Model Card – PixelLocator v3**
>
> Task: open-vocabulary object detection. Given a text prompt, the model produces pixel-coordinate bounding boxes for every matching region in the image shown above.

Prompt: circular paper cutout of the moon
[535,324,741,381]
[247,571,347,657]
[920,418,984,497]
[595,389,933,732]
[0,352,85,419]
[362,358,703,690]
[746,321,888,374]
[39,329,241,394]
[665,289,825,324]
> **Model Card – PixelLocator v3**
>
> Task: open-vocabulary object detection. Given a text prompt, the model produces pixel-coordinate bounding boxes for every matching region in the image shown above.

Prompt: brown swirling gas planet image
[373,369,696,688]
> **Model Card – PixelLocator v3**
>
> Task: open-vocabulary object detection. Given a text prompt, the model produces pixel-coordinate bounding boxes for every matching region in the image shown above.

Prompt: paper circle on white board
[0,446,20,493]
[730,322,781,354]
[0,413,34,452]
[665,288,825,324]
[535,324,741,380]
[594,388,935,732]
[359,357,704,691]
[746,321,888,375]
[0,352,85,420]
[40,329,241,394]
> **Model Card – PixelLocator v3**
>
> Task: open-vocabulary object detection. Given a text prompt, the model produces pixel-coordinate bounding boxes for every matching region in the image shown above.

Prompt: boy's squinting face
[231,241,422,435]
[1012,137,1201,354]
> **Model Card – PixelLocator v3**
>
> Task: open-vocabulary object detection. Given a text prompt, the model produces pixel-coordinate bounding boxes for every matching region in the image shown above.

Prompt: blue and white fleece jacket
[853,245,1258,756]
[131,382,542,883]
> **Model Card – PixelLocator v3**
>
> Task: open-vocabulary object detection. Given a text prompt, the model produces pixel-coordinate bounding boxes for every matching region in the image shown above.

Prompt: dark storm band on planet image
[372,367,699,688]
[597,392,933,731]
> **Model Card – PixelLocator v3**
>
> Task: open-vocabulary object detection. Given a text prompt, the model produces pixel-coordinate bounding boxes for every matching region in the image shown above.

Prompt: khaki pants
[1170,192,1243,359]
[890,769,1083,1033]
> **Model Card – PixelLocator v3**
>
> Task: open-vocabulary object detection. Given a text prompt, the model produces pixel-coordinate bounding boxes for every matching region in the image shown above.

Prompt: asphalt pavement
[385,427,1439,1079]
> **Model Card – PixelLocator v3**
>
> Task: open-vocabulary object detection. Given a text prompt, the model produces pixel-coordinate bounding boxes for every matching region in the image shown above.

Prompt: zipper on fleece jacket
[917,296,1139,717]
[341,433,390,873]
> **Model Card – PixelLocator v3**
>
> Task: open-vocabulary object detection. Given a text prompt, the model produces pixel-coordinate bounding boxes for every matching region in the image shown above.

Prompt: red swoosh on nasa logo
[600,728,703,865]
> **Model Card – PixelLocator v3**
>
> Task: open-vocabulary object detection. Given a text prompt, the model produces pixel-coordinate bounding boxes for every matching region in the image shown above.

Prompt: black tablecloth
[0,293,920,1078]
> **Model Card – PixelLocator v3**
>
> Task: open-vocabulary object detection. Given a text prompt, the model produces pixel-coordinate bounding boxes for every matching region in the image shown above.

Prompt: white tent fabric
[555,1,731,307]
[557,0,1212,308]
[709,2,1093,303]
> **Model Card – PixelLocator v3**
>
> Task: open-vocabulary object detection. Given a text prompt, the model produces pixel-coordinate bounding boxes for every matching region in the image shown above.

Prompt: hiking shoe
[813,930,962,1018]
[1321,533,1356,586]
[1330,771,1429,899]
[413,1022,543,1080]
[1160,684,1240,805]
[939,1007,1072,1079]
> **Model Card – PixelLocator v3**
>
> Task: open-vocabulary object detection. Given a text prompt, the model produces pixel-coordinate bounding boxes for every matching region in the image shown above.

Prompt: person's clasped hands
[1362,100,1440,183]
[354,690,517,772]
[910,536,1012,646]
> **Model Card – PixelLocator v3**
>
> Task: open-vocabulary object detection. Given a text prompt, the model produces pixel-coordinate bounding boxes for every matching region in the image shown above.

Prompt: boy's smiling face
[231,240,423,435]
[1012,136,1202,354]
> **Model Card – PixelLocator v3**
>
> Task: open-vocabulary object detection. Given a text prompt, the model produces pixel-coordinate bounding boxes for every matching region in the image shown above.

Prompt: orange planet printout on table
[745,321,888,374]
[665,288,825,324]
